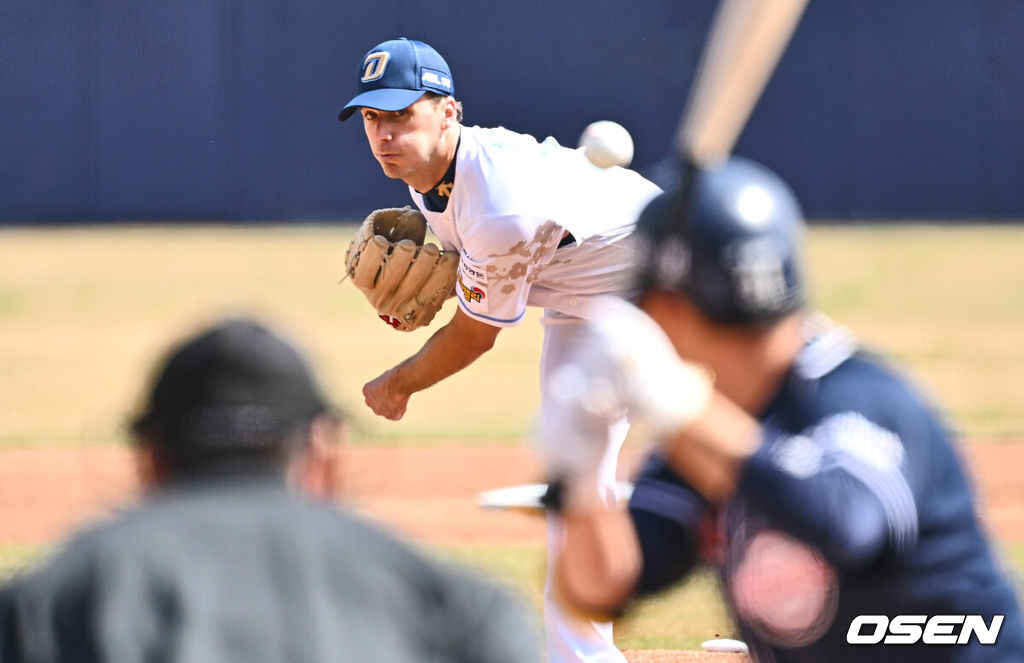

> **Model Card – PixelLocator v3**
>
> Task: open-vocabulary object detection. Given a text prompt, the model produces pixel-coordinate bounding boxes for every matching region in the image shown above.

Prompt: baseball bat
[676,0,810,167]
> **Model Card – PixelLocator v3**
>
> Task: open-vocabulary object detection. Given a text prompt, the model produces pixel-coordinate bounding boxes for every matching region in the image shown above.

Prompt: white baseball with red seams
[409,124,661,663]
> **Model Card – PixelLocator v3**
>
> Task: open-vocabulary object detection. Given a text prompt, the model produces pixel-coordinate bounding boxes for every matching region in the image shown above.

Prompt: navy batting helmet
[635,157,805,324]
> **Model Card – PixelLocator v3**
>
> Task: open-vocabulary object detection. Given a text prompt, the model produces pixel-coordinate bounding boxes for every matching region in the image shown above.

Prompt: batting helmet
[634,157,806,324]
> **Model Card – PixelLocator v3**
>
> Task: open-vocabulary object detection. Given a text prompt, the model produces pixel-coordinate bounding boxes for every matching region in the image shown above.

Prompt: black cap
[131,318,329,459]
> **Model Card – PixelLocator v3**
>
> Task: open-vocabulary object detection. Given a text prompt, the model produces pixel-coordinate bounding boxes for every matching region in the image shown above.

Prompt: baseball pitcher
[338,37,661,663]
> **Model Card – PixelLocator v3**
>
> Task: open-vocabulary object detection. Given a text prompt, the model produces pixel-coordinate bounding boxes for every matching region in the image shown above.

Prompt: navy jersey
[628,323,1024,662]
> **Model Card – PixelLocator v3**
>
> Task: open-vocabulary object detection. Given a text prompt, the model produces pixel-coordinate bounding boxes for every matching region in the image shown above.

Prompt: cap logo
[361,52,390,83]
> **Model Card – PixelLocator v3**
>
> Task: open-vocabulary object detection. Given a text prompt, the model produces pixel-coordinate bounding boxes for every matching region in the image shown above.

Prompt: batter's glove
[344,206,459,332]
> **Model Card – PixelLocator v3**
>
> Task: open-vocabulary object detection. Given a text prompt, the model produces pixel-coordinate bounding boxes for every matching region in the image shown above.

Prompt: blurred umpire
[0,317,539,663]
[535,158,1024,661]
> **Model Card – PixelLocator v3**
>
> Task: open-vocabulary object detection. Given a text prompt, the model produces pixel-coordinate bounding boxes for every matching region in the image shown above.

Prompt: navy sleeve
[627,454,710,595]
[736,413,918,571]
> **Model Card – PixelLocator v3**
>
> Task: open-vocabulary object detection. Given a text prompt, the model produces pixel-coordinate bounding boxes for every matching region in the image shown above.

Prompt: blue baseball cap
[338,38,454,122]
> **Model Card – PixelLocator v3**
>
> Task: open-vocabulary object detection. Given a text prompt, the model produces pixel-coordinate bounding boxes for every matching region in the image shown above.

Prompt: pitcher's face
[361,96,448,183]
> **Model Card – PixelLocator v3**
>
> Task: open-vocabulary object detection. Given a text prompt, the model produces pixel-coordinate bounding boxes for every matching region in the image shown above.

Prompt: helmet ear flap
[634,157,805,325]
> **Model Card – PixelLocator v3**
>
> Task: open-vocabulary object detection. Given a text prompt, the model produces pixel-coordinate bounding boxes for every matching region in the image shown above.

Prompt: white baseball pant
[539,310,629,663]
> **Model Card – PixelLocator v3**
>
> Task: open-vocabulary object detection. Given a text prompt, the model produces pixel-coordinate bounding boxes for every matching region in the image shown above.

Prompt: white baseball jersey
[409,125,661,327]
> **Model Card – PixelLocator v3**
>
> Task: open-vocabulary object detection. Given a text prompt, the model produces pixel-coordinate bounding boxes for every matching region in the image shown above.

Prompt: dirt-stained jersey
[409,125,661,327]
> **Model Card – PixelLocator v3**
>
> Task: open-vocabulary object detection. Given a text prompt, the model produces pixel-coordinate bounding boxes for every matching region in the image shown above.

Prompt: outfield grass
[0,225,544,446]
[1,224,1022,448]
[805,226,1024,439]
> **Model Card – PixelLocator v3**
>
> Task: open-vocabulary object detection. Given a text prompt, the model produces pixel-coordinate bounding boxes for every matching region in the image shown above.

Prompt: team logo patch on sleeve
[457,257,492,313]
[458,274,486,304]
[728,528,839,648]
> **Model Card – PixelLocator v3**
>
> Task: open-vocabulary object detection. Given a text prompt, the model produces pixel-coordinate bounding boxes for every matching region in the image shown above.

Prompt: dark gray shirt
[1,475,539,663]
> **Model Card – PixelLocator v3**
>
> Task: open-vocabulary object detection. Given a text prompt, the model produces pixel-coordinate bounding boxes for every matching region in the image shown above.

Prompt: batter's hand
[580,296,714,434]
[535,296,714,482]
[363,369,410,420]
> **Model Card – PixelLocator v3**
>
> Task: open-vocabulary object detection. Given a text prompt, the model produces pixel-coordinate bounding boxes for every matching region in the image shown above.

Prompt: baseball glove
[344,206,459,332]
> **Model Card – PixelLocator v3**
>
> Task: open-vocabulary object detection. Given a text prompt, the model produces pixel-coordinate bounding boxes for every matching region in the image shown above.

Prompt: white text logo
[847,615,1004,645]
[421,70,452,91]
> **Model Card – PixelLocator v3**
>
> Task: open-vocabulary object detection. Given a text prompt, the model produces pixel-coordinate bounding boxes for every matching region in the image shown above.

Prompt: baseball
[578,120,634,169]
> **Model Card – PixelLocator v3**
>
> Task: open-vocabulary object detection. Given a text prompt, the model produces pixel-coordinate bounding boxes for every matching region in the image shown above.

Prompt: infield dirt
[1,441,1021,546]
